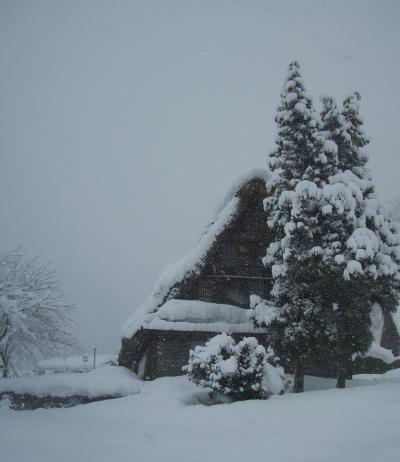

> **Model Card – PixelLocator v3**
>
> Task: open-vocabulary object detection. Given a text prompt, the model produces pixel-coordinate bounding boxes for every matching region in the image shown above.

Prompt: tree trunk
[293,357,305,393]
[336,360,346,388]
[0,315,9,378]
[336,344,350,389]
[336,308,349,389]
[0,351,8,378]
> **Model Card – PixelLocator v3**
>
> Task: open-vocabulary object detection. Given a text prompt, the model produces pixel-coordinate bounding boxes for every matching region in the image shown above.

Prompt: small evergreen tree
[227,337,268,400]
[184,333,287,401]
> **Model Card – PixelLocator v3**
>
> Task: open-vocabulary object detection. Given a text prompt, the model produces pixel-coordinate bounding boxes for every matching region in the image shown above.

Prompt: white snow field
[0,366,141,399]
[1,371,400,462]
[37,354,117,374]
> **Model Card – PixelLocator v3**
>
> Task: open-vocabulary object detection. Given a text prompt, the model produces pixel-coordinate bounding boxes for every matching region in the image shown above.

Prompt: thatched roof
[122,168,269,338]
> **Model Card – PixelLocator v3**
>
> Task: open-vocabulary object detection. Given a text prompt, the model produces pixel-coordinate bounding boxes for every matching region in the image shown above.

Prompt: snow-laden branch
[0,248,79,377]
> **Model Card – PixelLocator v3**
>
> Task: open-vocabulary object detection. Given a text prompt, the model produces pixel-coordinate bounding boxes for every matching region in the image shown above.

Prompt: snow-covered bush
[263,351,293,395]
[183,333,288,401]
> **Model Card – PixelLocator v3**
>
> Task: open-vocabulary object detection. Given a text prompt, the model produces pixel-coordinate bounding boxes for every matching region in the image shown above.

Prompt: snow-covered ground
[37,354,117,373]
[0,366,141,399]
[1,371,400,462]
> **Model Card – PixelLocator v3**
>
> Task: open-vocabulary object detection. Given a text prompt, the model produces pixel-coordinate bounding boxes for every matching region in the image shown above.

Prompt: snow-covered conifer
[320,96,349,171]
[261,62,338,392]
[255,64,400,390]
[184,334,287,400]
[318,93,400,387]
[341,92,400,295]
[341,92,370,178]
[265,61,331,229]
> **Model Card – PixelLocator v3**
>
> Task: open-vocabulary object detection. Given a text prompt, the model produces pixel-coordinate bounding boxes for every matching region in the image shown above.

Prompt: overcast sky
[1,0,399,353]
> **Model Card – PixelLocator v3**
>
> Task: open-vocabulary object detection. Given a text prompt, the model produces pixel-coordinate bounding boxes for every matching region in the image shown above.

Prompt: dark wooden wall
[125,329,268,380]
[121,326,400,380]
[168,179,273,308]
[121,328,353,380]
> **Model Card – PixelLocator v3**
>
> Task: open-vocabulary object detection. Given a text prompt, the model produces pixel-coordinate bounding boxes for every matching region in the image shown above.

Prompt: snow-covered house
[119,170,272,379]
[119,170,400,380]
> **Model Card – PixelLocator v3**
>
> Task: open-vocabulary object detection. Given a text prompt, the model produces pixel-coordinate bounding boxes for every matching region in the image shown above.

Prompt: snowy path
[1,374,400,462]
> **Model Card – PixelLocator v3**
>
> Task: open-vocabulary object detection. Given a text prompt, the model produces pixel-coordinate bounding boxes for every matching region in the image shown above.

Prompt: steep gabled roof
[122,168,269,338]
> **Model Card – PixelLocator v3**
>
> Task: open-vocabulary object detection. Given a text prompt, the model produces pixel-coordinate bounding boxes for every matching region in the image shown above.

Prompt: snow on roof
[122,168,268,339]
[132,300,264,334]
[211,168,269,220]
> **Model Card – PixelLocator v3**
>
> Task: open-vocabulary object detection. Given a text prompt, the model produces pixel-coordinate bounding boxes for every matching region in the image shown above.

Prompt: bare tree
[0,248,78,377]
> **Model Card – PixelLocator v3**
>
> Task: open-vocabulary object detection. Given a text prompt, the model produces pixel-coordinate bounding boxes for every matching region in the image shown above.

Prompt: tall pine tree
[319,94,374,387]
[342,93,400,365]
[318,93,400,387]
[254,64,400,391]
[261,61,338,392]
[340,92,400,353]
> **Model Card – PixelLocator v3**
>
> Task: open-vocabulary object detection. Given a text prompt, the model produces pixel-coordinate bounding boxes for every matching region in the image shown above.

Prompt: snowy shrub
[263,350,293,395]
[183,333,288,401]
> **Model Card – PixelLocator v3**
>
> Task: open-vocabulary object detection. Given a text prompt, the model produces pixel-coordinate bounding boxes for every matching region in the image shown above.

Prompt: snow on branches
[183,333,289,401]
[0,248,78,377]
[257,61,400,390]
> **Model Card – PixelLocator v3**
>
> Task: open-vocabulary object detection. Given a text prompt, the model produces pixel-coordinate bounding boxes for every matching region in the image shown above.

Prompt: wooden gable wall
[169,178,273,308]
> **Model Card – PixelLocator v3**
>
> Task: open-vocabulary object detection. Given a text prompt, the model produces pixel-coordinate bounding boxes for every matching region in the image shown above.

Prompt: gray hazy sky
[1,0,400,353]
